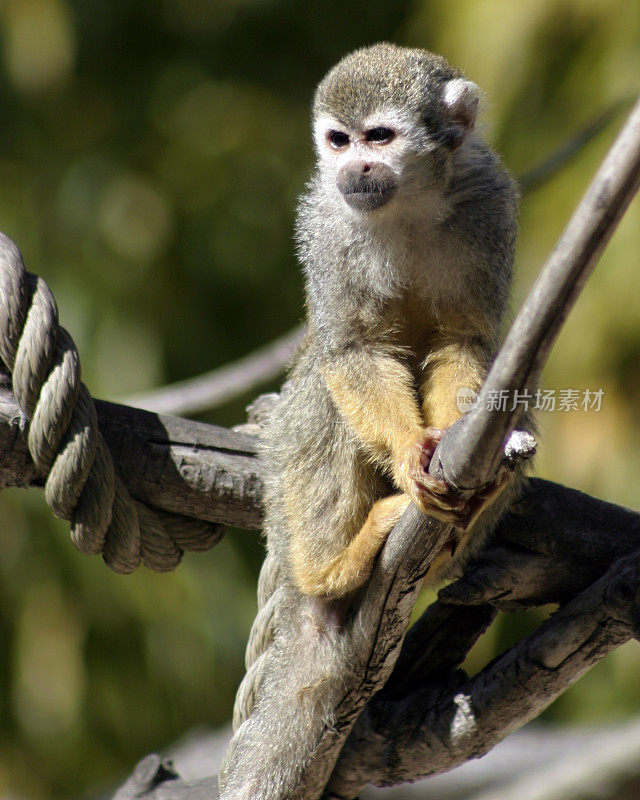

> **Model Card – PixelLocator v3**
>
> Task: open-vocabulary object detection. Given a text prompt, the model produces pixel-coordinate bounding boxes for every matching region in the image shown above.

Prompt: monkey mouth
[336,161,398,212]
[340,183,396,211]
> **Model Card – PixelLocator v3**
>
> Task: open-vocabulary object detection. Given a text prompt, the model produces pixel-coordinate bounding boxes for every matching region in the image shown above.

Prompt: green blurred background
[0,0,639,796]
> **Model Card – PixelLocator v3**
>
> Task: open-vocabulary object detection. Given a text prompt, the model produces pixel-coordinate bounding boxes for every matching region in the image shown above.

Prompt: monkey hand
[395,429,512,530]
[395,428,468,524]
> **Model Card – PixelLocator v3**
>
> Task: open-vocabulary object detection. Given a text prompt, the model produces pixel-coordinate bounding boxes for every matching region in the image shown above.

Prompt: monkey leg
[265,359,408,599]
[291,494,411,598]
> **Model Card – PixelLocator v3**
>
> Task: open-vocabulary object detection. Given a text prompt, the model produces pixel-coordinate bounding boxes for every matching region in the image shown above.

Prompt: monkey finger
[414,483,467,510]
[415,474,451,496]
[414,489,470,518]
[418,428,444,469]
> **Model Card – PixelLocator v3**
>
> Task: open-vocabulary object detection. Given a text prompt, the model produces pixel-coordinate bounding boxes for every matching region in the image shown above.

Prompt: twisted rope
[0,232,223,572]
[229,392,295,728]
[232,551,283,730]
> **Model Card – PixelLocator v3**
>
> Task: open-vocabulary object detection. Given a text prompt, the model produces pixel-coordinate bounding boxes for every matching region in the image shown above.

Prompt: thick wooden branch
[114,718,640,800]
[439,477,640,610]
[0,383,263,530]
[377,479,640,703]
[328,545,640,797]
[111,480,640,799]
[377,479,640,720]
[324,479,640,795]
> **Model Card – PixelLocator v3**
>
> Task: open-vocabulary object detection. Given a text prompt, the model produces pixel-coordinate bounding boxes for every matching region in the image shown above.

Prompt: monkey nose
[362,163,371,173]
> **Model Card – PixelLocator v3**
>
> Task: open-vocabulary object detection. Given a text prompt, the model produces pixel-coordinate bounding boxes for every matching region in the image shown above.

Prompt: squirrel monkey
[262,43,519,598]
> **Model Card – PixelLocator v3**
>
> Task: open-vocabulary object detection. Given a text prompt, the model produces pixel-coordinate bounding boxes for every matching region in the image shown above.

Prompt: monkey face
[311,45,480,216]
[313,111,414,213]
[312,98,473,216]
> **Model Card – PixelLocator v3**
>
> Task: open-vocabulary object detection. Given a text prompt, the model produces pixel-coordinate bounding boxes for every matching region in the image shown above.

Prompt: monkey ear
[442,78,479,147]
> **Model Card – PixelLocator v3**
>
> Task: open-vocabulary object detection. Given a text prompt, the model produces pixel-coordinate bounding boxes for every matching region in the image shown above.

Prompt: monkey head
[312,43,480,214]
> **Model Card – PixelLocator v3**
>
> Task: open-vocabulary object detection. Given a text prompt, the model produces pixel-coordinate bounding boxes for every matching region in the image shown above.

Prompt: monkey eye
[328,130,350,149]
[365,126,395,144]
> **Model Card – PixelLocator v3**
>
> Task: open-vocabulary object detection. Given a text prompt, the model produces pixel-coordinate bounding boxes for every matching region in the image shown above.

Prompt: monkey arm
[416,333,518,548]
[321,349,425,470]
[420,336,489,430]
[321,350,471,524]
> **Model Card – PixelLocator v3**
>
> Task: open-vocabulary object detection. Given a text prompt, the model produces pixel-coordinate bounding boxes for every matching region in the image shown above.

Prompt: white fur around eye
[313,115,345,153]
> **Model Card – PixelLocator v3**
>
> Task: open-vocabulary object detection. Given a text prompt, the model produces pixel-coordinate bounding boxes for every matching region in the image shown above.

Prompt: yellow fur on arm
[421,339,487,429]
[322,355,424,464]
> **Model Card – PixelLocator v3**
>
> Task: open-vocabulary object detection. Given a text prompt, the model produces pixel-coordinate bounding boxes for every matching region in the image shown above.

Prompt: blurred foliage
[0,0,639,796]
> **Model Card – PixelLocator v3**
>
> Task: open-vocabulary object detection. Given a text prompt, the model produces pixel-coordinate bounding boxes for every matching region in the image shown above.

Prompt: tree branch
[431,93,640,489]
[111,478,640,799]
[125,718,640,800]
[517,98,631,193]
[439,477,640,610]
[325,479,640,795]
[120,327,304,417]
[0,384,263,530]
[327,545,640,797]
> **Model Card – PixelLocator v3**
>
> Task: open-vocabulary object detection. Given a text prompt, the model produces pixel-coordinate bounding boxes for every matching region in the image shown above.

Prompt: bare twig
[518,98,631,193]
[121,327,304,416]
